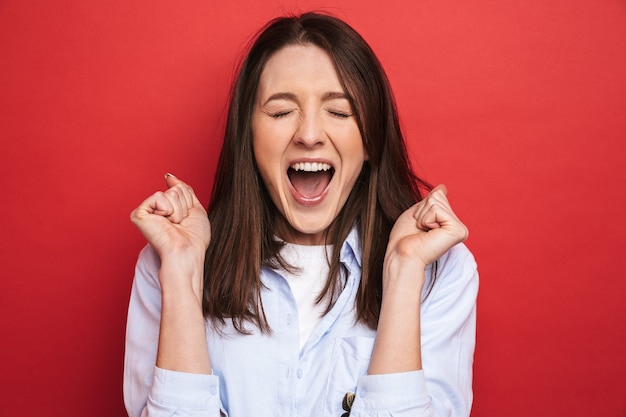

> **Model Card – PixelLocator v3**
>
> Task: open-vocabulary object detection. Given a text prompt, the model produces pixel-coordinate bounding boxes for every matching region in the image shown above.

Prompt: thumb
[430,183,448,196]
[163,173,203,208]
[164,172,183,189]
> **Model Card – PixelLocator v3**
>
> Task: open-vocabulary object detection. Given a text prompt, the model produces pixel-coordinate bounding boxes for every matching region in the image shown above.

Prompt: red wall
[2,1,625,416]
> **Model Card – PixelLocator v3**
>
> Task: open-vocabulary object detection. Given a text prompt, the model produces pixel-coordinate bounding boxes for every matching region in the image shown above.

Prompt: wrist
[382,256,426,293]
[159,256,205,302]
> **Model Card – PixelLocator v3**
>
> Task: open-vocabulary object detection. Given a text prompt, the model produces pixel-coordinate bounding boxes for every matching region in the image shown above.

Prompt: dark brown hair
[204,12,432,333]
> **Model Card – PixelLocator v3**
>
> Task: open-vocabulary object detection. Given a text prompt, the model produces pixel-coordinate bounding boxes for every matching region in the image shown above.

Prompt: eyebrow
[262,92,297,106]
[321,91,348,101]
[262,91,348,106]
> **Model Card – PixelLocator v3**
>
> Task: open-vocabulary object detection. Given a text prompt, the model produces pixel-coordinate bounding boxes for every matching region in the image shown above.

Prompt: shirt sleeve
[123,245,224,417]
[349,243,479,417]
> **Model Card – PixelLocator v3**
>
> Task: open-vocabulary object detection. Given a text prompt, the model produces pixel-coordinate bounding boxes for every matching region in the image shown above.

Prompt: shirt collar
[340,226,362,269]
[271,226,362,268]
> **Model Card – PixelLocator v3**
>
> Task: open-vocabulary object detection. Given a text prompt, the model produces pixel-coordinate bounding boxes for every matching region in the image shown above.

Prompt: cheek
[340,129,367,165]
[252,127,275,173]
[254,151,277,192]
[253,121,286,158]
[252,143,283,201]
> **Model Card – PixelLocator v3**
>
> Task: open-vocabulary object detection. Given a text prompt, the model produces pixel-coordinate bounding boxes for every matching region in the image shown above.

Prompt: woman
[125,12,478,417]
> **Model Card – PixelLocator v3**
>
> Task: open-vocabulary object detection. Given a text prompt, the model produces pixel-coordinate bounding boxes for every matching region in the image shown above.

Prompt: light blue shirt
[124,228,478,416]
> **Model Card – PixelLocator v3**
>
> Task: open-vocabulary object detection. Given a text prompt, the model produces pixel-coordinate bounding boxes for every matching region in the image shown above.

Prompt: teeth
[290,162,332,172]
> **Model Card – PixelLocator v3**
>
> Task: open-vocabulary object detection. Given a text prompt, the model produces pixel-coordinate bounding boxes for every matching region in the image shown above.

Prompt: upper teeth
[291,162,332,172]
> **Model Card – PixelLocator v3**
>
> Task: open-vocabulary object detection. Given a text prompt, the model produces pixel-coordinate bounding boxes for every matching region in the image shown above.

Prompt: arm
[370,185,468,374]
[351,185,473,416]
[125,174,220,416]
[130,173,211,374]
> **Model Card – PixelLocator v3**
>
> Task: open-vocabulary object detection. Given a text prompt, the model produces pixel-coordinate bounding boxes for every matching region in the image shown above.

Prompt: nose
[293,111,325,148]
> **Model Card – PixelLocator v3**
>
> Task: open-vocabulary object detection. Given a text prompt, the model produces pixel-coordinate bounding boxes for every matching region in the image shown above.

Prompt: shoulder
[435,243,477,281]
[422,243,479,312]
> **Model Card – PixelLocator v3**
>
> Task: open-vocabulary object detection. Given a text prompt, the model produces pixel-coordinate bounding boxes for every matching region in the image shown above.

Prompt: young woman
[125,12,478,417]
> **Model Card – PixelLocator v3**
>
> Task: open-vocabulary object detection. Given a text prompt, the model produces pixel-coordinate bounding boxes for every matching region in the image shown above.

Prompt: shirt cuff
[149,366,221,410]
[356,370,429,411]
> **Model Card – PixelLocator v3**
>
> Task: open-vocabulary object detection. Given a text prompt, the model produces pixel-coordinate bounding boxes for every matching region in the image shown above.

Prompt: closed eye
[270,110,293,119]
[327,110,352,119]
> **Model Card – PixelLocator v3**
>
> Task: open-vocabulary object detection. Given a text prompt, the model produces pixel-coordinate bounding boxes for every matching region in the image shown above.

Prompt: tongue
[289,170,332,198]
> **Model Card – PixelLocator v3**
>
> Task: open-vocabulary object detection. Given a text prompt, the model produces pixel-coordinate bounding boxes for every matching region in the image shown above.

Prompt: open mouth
[287,162,334,202]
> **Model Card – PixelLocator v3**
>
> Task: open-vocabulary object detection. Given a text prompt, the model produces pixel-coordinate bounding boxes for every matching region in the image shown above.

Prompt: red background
[1,1,625,416]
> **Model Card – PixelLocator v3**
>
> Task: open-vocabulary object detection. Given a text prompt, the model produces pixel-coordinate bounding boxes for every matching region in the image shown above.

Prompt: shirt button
[296,368,303,379]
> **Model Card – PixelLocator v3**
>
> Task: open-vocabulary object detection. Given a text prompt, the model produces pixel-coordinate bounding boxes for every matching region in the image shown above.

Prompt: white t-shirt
[279,243,332,349]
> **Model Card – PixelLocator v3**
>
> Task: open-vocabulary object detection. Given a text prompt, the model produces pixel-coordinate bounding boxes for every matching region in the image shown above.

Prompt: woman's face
[252,44,367,245]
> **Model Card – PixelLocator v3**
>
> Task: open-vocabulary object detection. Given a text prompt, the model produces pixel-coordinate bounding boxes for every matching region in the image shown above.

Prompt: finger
[413,185,451,221]
[165,172,182,188]
[131,191,174,223]
[416,202,451,231]
[163,173,192,221]
[428,186,450,206]
[414,188,459,230]
[151,191,175,217]
[165,173,202,207]
[430,183,448,196]
[178,183,195,209]
[167,189,189,223]
[166,182,194,213]
[420,200,468,240]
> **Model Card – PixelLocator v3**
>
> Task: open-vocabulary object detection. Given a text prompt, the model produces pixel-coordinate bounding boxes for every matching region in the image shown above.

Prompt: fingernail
[164,172,176,179]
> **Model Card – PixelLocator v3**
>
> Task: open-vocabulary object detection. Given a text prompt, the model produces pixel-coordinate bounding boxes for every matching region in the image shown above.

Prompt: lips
[287,161,334,205]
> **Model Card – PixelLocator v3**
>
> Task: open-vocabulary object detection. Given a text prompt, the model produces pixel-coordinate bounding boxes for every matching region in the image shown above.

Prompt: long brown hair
[204,12,432,333]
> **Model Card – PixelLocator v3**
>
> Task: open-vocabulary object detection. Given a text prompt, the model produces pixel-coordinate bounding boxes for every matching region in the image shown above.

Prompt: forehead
[257,44,344,98]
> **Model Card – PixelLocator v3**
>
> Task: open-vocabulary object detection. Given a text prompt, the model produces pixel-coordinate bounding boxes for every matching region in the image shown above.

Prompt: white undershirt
[279,243,332,350]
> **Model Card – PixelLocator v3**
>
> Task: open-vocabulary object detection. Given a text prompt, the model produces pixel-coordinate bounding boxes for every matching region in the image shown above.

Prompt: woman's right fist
[130,174,211,260]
